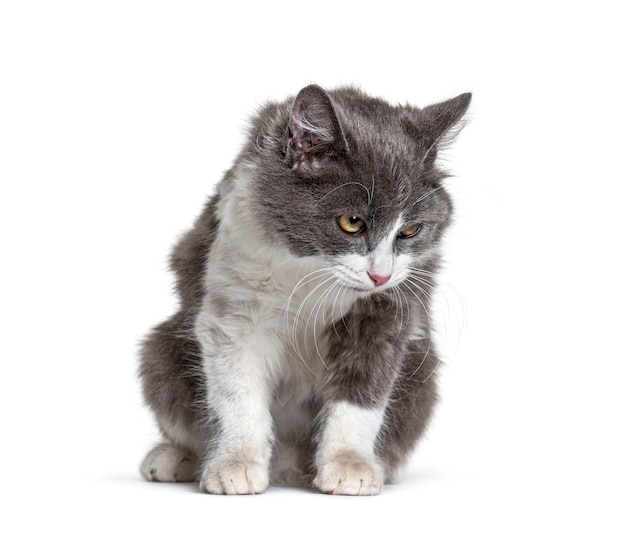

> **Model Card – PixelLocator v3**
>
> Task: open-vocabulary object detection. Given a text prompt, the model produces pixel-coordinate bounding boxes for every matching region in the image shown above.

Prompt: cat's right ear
[283,85,348,171]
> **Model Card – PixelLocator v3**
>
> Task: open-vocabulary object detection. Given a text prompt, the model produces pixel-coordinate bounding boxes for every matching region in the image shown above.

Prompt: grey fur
[139,85,471,492]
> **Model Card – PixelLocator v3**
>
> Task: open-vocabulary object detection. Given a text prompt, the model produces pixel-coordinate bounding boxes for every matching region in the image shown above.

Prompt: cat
[138,84,471,495]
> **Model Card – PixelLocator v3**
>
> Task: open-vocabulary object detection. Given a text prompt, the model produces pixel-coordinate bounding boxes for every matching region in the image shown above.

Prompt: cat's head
[251,85,471,293]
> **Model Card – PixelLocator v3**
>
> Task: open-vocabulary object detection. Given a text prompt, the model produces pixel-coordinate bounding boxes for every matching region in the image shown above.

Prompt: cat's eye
[337,214,366,234]
[399,224,422,239]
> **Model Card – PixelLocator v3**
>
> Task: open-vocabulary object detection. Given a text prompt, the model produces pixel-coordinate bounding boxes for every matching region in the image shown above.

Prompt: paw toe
[314,455,383,496]
[200,459,269,495]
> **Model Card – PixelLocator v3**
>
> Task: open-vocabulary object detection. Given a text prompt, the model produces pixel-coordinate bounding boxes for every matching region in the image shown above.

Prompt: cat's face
[291,160,453,293]
[319,194,450,293]
[253,85,470,294]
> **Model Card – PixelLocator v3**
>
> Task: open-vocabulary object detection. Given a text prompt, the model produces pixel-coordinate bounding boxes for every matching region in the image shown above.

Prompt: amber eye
[337,214,366,234]
[399,223,422,239]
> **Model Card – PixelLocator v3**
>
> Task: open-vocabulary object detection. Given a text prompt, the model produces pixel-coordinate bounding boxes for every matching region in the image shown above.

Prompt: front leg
[313,294,408,495]
[313,401,386,495]
[199,377,273,494]
[196,314,275,494]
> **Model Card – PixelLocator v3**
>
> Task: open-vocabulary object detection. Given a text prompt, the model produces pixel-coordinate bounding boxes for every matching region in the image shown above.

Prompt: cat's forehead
[323,143,428,215]
[342,122,426,204]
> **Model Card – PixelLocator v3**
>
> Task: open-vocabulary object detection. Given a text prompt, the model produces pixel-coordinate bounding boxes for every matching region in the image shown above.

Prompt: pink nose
[368,272,392,287]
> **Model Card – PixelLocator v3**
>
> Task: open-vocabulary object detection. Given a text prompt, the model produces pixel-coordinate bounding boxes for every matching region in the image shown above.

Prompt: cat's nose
[368,272,391,287]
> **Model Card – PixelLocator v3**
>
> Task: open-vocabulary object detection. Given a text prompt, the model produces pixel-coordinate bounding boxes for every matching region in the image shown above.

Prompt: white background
[1,1,624,533]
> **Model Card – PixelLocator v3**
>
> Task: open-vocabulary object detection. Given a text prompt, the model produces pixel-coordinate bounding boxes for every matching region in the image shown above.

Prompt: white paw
[140,443,197,482]
[314,454,384,495]
[199,458,269,495]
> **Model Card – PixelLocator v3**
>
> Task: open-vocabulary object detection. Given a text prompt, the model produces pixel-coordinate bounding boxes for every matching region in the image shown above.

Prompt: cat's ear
[283,85,348,171]
[412,92,472,164]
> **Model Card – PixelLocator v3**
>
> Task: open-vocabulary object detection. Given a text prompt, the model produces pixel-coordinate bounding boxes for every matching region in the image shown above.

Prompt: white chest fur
[196,231,357,383]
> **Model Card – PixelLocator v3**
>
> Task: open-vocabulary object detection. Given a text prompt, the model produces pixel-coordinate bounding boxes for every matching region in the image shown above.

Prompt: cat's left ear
[412,92,472,163]
[283,85,348,171]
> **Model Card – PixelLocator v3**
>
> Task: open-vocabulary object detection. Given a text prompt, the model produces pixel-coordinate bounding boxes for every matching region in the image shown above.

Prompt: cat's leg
[312,296,408,495]
[139,311,207,482]
[194,309,276,495]
[311,295,441,495]
[313,338,439,493]
[375,337,440,480]
[198,350,274,494]
[313,401,386,495]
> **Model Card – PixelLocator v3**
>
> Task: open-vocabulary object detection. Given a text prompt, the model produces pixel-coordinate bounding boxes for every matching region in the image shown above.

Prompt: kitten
[139,85,471,495]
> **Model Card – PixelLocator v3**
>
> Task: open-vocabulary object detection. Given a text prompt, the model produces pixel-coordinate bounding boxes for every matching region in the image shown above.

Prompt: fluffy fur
[139,85,471,495]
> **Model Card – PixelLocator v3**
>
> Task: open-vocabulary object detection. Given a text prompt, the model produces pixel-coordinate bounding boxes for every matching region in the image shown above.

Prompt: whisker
[283,268,333,316]
[329,279,349,341]
[408,266,468,363]
[282,268,333,335]
[412,185,444,207]
[317,182,372,205]
[419,356,441,385]
[403,277,435,301]
[285,269,335,373]
[306,277,345,368]
[398,280,433,380]
[388,285,407,345]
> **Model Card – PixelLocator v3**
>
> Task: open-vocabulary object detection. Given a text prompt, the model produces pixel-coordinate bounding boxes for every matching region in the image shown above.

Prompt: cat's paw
[199,458,269,495]
[314,454,384,495]
[140,443,197,482]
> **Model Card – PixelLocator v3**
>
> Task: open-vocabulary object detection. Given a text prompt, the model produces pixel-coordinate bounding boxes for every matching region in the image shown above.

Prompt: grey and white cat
[139,85,471,495]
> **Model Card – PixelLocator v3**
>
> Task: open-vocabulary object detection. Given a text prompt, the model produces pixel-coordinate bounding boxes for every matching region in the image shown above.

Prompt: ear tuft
[283,85,347,171]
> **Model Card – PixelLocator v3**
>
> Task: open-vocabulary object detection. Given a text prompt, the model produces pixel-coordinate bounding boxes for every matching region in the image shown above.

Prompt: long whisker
[398,280,433,381]
[283,268,334,315]
[291,276,330,366]
[329,278,349,341]
[408,266,468,362]
[403,277,434,301]
[406,267,439,289]
[419,354,441,385]
[282,268,334,335]
[388,285,407,345]
[285,269,335,373]
[307,278,342,369]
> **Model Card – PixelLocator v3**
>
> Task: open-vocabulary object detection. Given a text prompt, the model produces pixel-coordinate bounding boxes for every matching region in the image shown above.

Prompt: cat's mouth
[330,253,400,294]
[330,250,427,295]
[334,269,396,294]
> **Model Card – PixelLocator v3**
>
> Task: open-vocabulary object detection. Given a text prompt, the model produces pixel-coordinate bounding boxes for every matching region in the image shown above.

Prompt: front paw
[314,454,384,495]
[199,458,269,495]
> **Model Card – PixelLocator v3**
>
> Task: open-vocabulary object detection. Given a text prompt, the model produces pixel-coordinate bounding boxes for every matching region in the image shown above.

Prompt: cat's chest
[206,235,357,359]
[276,262,355,364]
[237,249,354,330]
